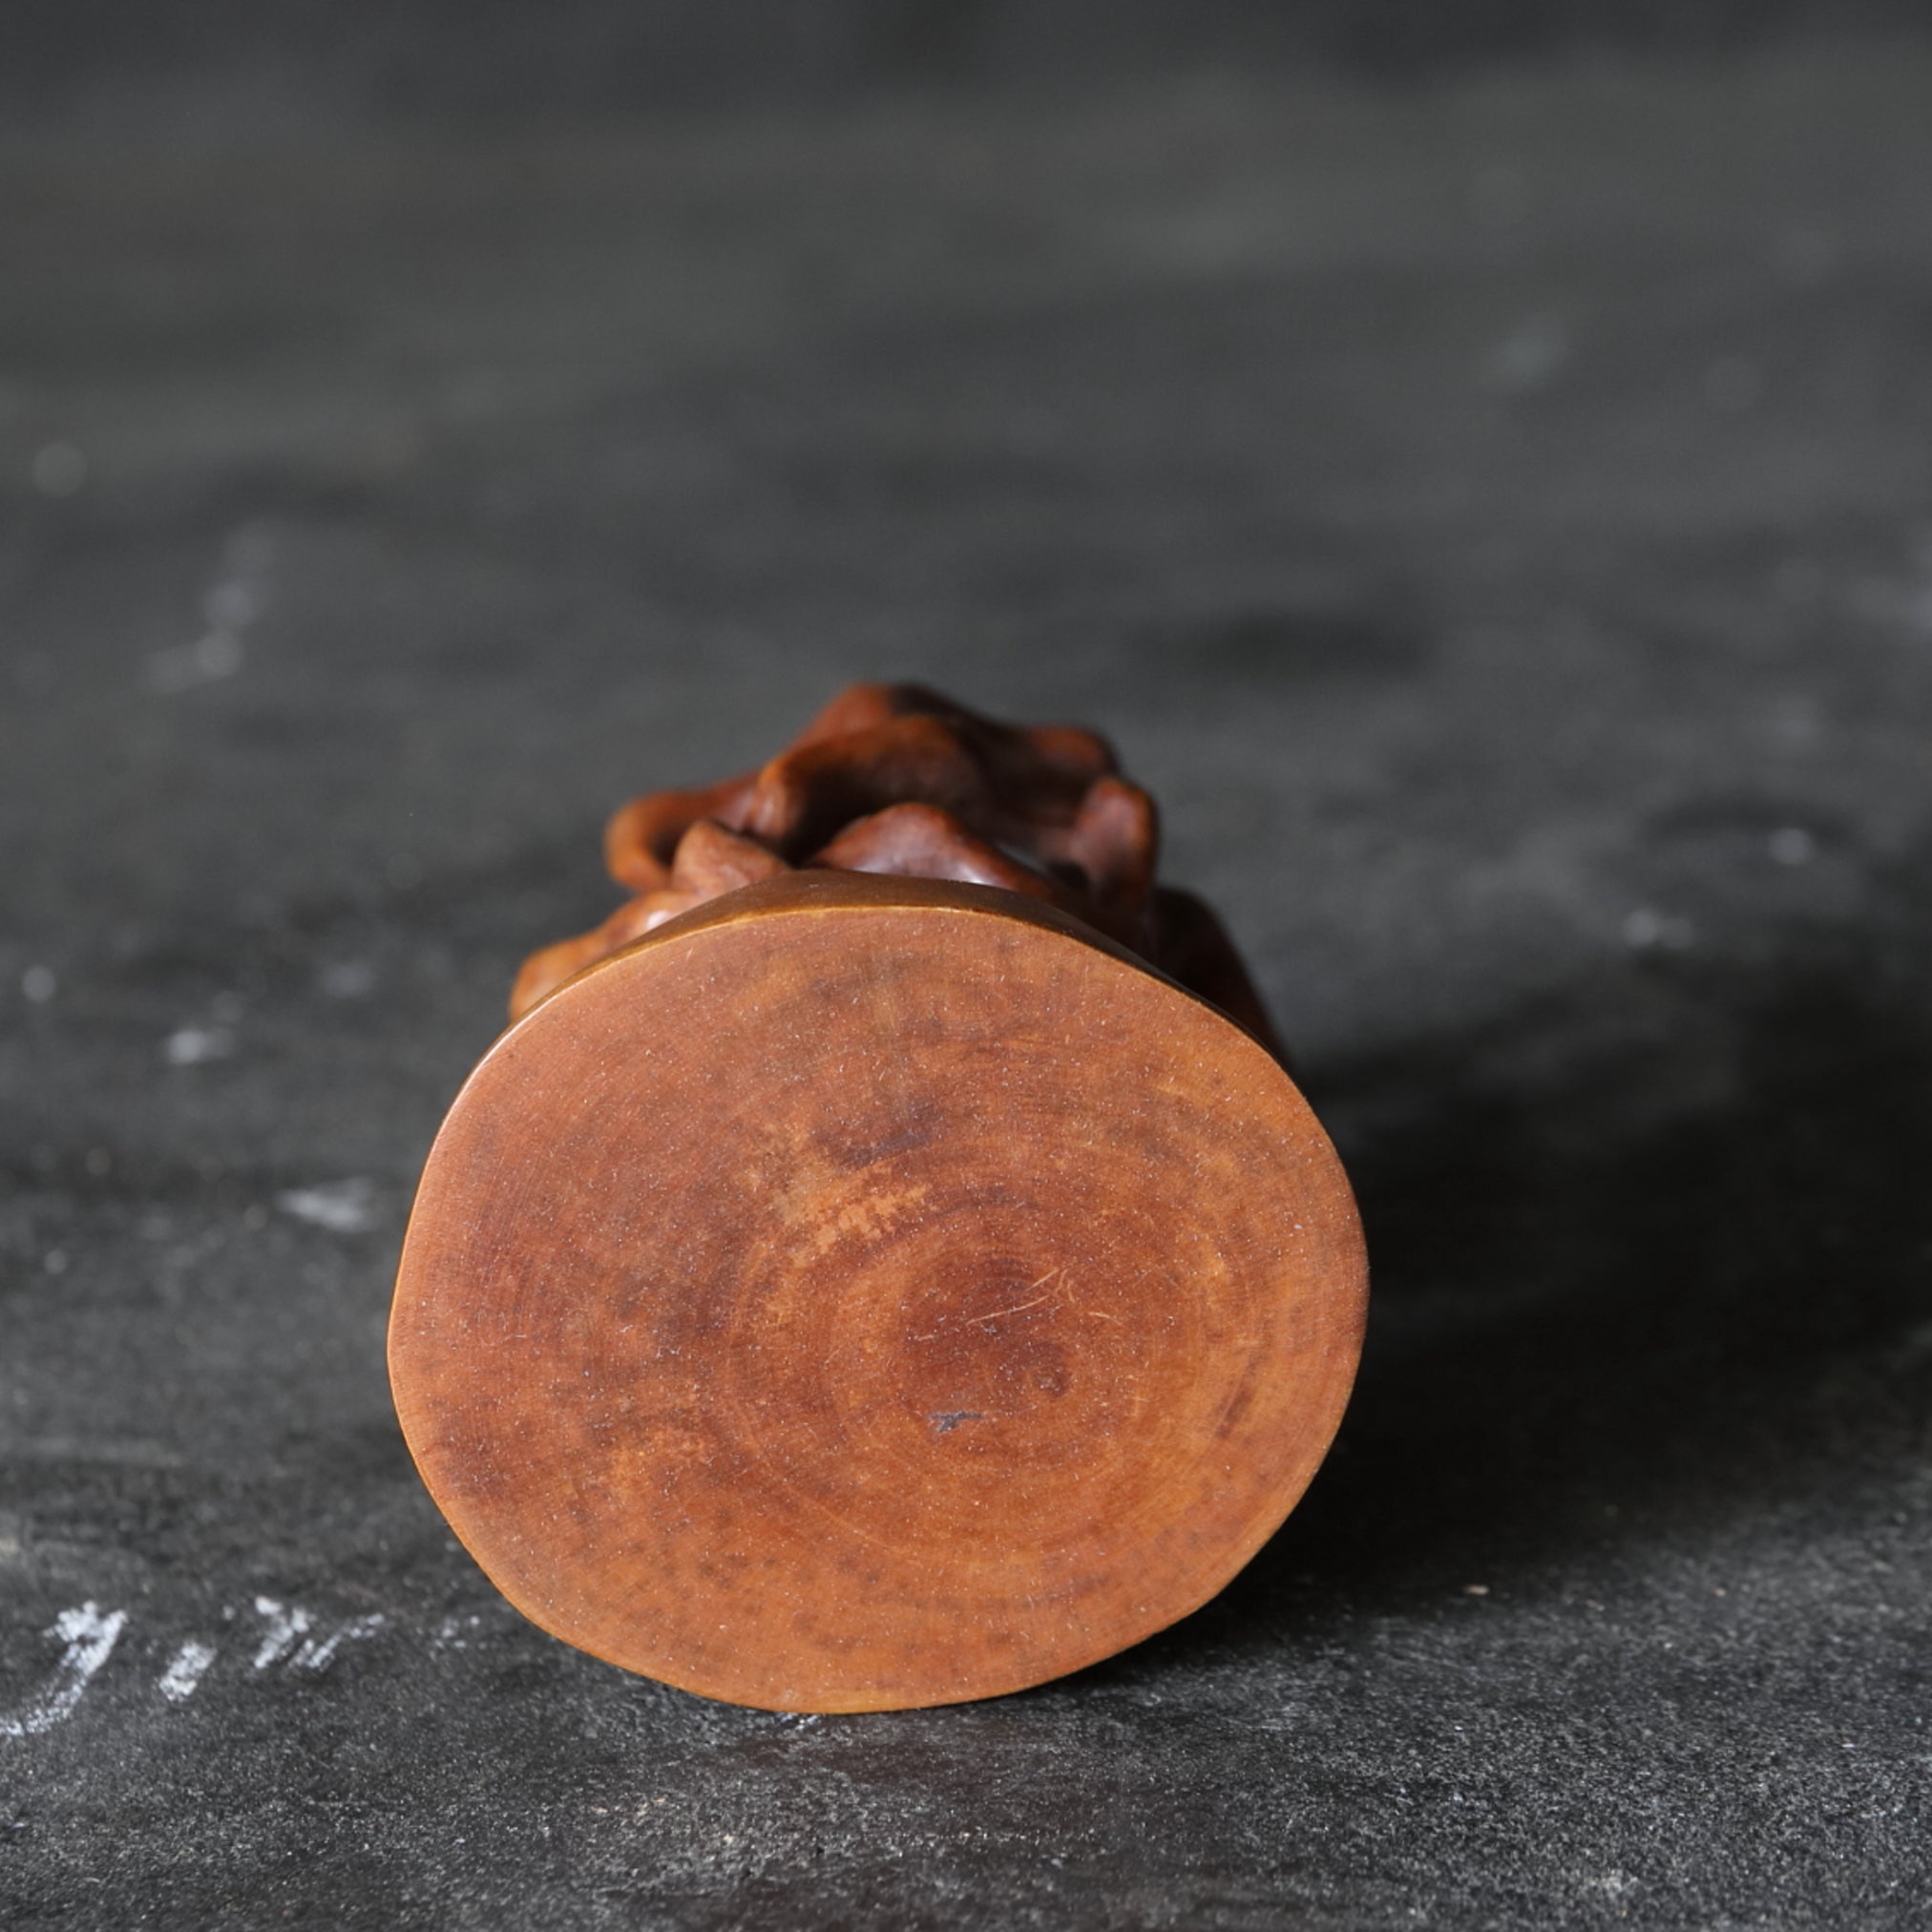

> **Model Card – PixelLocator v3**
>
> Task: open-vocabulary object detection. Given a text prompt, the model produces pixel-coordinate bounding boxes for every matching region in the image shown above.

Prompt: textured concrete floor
[4,42,1932,1928]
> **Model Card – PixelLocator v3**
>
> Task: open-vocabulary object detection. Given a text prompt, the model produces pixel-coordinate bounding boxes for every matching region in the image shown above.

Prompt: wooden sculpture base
[390,873,1365,1712]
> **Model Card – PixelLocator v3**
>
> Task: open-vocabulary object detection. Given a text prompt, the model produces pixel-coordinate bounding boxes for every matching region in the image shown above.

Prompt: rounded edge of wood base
[390,873,1367,1712]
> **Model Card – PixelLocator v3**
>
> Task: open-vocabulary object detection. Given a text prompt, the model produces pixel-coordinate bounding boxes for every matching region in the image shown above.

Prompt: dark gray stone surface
[7,0,1927,131]
[5,42,1932,1927]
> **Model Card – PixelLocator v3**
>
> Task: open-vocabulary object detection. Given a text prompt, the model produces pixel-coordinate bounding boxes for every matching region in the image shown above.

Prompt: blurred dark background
[4,0,1930,123]
[4,5,1932,1928]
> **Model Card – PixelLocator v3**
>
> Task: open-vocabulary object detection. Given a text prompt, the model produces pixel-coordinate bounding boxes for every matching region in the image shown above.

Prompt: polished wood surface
[391,872,1365,1712]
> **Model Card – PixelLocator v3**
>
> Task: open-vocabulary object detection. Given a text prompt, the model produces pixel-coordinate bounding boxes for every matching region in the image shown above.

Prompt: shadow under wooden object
[388,686,1366,1712]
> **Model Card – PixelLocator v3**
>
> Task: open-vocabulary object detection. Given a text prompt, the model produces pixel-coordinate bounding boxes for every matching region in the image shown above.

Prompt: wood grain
[390,872,1366,1712]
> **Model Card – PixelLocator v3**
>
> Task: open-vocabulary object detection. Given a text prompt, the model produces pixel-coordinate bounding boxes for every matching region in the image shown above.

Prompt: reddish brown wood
[512,682,1286,1059]
[390,694,1366,1713]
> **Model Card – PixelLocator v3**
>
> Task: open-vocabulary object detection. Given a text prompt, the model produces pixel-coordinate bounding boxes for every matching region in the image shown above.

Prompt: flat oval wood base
[389,872,1366,1712]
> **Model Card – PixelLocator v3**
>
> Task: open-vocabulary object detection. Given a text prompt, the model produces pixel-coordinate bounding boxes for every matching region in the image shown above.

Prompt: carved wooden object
[390,685,1366,1712]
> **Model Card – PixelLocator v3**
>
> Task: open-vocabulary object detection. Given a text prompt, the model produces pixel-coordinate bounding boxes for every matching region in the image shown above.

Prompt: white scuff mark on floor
[317,958,378,999]
[276,1178,377,1234]
[1622,907,1695,952]
[149,524,274,695]
[1582,1871,1639,1900]
[0,1594,495,1734]
[250,1598,315,1670]
[291,1614,388,1672]
[149,631,244,694]
[430,1613,484,1653]
[157,1639,219,1703]
[0,1603,128,1736]
[164,1025,237,1066]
